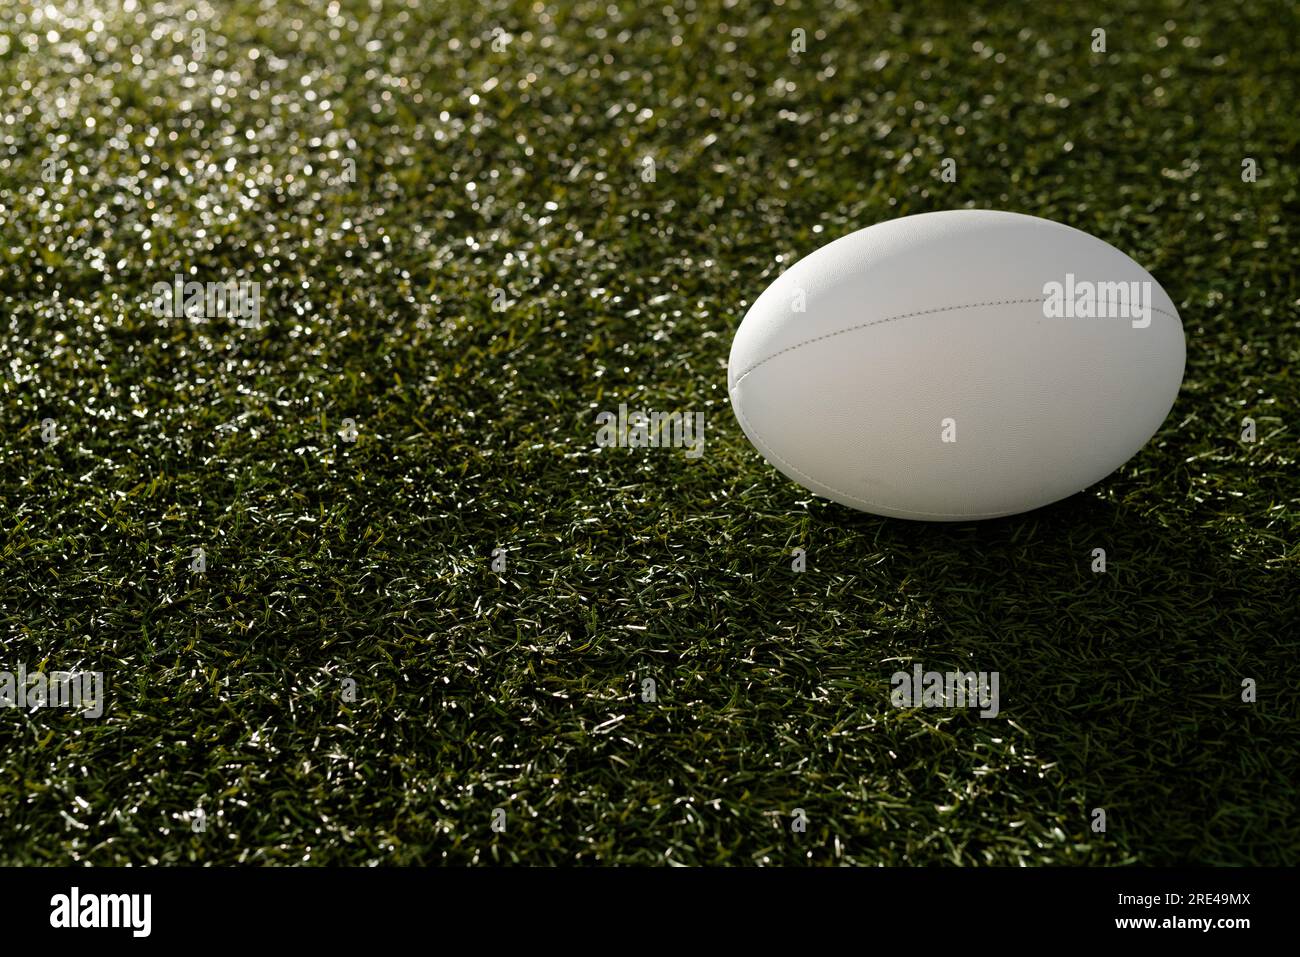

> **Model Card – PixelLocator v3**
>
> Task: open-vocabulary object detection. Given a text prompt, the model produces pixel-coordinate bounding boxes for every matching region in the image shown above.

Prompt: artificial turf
[0,0,1296,865]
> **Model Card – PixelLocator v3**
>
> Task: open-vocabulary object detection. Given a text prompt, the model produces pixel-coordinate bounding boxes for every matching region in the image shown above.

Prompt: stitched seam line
[731,297,1182,387]
[729,295,1181,518]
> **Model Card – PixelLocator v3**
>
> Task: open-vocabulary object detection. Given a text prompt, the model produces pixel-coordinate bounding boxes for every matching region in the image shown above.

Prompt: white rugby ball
[727,210,1185,520]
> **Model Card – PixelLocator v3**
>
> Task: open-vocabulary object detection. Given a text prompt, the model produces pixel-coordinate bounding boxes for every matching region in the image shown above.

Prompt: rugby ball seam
[730,297,1183,519]
[730,296,1183,387]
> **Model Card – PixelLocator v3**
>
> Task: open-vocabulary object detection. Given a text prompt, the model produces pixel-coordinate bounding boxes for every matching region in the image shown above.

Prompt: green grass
[0,0,1296,865]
